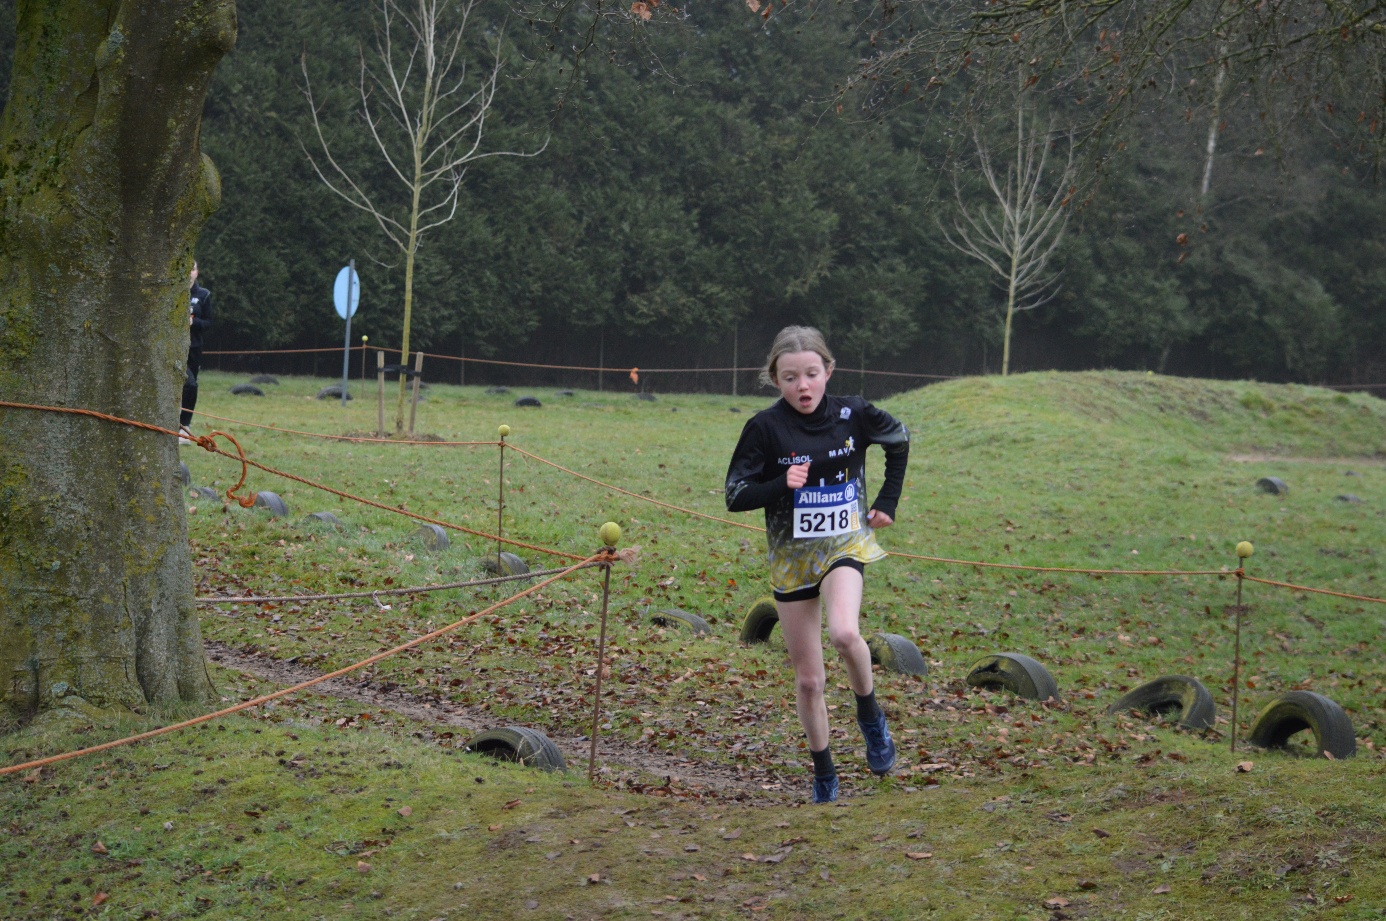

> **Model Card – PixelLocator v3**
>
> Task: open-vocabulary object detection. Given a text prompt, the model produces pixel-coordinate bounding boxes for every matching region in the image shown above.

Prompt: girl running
[725,326,910,803]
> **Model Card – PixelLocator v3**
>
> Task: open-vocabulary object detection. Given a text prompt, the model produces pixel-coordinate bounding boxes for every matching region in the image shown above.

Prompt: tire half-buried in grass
[415,523,449,551]
[965,653,1060,702]
[466,727,566,772]
[648,608,711,636]
[480,551,530,577]
[1107,675,1215,730]
[253,491,288,517]
[230,383,265,396]
[866,633,928,677]
[739,598,779,644]
[1246,690,1356,759]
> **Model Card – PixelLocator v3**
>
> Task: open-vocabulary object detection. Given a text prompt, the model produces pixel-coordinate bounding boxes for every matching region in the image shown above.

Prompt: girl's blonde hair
[758,325,835,388]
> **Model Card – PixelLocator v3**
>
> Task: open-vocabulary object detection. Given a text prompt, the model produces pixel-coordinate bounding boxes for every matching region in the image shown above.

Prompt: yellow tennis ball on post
[1236,541,1254,559]
[498,424,511,438]
[600,521,622,547]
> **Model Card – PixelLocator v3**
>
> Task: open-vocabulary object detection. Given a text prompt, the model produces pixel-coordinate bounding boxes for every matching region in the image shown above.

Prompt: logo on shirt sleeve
[840,407,852,419]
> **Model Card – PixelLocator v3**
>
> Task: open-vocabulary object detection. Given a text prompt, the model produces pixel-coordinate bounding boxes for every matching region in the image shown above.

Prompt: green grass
[4,370,1386,919]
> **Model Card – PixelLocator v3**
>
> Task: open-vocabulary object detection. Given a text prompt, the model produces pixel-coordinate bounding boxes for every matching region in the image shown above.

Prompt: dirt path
[205,641,794,805]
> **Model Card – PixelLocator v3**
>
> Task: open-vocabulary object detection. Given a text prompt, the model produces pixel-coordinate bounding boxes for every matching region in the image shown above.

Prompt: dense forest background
[2,1,1383,393]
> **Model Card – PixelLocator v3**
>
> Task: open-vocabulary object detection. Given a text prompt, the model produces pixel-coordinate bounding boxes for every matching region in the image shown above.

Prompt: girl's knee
[795,670,826,700]
[828,626,863,657]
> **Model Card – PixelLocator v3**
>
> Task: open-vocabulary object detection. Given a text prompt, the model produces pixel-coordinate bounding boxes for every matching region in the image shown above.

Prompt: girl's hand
[867,508,894,529]
[786,462,809,489]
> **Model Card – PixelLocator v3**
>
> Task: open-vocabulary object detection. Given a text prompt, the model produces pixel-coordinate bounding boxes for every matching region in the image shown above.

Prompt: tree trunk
[0,0,237,730]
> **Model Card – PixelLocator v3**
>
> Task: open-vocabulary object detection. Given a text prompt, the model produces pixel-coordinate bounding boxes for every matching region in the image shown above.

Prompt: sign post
[334,262,361,407]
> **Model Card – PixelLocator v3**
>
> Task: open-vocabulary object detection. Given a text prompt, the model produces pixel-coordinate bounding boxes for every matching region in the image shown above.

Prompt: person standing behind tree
[724,325,910,803]
[179,261,212,444]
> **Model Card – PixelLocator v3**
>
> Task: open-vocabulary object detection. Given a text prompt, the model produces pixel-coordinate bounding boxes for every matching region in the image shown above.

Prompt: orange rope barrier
[189,436,585,561]
[195,564,588,605]
[1242,574,1386,605]
[506,444,764,533]
[0,555,608,777]
[507,444,1233,578]
[199,345,959,381]
[193,409,497,446]
[885,549,1230,578]
[0,400,582,561]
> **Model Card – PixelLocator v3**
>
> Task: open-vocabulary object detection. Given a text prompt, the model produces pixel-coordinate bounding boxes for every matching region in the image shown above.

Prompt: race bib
[793,481,861,539]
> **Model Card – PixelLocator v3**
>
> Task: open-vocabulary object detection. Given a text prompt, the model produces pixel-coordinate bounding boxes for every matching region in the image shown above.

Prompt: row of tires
[651,598,1357,760]
[462,681,1358,778]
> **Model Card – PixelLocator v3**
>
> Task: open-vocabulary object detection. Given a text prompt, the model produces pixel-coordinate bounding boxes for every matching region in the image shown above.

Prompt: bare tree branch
[301,0,546,435]
[943,95,1077,375]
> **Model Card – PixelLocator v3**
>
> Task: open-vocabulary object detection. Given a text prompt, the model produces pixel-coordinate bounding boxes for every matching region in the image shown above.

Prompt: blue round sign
[333,265,360,319]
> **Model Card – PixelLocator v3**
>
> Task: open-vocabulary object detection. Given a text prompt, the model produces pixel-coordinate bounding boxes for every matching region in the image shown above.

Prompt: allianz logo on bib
[798,482,856,505]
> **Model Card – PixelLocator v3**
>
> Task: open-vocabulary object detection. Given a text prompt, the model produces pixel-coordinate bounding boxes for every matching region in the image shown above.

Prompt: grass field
[3,369,1385,920]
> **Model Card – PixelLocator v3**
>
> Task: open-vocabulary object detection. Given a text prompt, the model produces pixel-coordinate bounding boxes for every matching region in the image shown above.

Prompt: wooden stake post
[376,351,385,438]
[407,350,424,437]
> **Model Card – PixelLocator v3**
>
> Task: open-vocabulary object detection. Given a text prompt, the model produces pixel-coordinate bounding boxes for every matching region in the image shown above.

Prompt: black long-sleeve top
[189,282,213,350]
[725,394,909,594]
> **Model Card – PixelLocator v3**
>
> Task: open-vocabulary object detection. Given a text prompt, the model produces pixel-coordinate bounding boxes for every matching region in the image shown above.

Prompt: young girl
[725,326,910,803]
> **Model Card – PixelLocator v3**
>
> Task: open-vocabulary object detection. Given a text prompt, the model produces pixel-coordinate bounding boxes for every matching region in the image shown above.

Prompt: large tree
[0,1,236,729]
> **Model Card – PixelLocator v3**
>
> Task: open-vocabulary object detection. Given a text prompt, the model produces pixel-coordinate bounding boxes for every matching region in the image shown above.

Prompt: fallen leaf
[1044,897,1070,909]
[488,824,503,832]
[1092,828,1111,838]
[1153,883,1171,894]
[93,893,109,906]
[905,851,933,860]
[356,861,371,873]
[1078,879,1098,890]
[1236,761,1254,773]
[504,799,522,810]
[721,829,742,840]
[684,844,700,852]
[397,806,412,817]
[91,841,108,855]
[1334,894,1354,904]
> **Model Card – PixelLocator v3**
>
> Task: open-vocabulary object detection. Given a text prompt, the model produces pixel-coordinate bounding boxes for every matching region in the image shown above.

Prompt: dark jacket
[189,282,213,350]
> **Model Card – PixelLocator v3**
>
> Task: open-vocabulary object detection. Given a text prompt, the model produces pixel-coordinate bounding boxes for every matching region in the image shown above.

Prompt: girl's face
[775,350,833,415]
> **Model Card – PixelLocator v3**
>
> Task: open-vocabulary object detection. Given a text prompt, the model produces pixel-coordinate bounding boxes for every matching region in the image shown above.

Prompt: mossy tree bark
[0,0,237,730]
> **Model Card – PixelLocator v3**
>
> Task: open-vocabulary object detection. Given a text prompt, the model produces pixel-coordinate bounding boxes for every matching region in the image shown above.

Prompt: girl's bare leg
[821,565,873,696]
[776,598,829,751]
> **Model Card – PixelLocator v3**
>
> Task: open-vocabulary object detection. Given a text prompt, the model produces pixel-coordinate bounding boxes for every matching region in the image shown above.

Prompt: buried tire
[481,551,530,577]
[467,727,566,772]
[415,523,450,551]
[649,608,711,636]
[965,653,1060,702]
[253,491,288,517]
[867,633,928,677]
[230,384,265,396]
[739,598,779,644]
[1107,675,1215,730]
[1246,691,1356,760]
